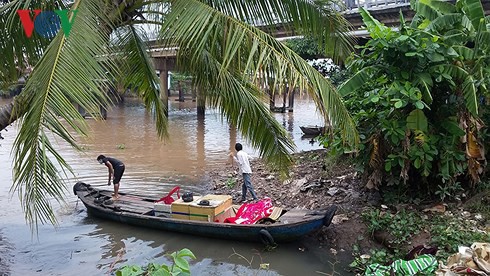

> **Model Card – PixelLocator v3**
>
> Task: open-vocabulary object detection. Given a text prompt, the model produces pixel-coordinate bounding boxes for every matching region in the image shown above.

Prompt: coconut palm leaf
[188,50,296,174]
[3,0,357,229]
[204,0,354,50]
[160,0,358,171]
[0,0,67,84]
[11,0,114,231]
[112,25,168,138]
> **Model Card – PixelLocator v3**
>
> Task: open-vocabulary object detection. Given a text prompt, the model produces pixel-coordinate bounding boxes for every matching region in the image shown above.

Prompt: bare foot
[112,195,120,200]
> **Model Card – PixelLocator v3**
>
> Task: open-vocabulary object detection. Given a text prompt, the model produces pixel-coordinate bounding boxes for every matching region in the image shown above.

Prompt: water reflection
[0,96,343,276]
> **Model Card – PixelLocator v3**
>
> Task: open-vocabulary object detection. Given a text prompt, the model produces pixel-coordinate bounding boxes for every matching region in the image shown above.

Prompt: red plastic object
[156,186,181,204]
[224,198,273,224]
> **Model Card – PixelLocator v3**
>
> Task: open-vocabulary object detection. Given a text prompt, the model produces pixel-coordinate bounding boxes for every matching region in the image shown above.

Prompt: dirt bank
[205,149,386,269]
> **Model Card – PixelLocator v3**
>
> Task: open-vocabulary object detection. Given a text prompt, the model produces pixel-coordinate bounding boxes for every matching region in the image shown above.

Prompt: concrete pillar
[269,88,275,110]
[197,116,205,171]
[159,70,169,116]
[191,84,197,102]
[178,81,184,102]
[282,86,288,113]
[288,88,296,112]
[197,89,205,119]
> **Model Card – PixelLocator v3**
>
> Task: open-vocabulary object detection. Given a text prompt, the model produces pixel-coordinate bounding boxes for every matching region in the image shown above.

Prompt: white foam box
[154,201,172,217]
[189,194,232,222]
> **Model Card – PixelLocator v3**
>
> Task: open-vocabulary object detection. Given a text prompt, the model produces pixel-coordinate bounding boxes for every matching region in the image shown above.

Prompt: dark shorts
[113,165,125,184]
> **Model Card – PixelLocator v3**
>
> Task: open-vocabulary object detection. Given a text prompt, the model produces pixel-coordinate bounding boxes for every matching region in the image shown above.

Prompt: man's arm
[106,161,114,185]
[228,152,237,165]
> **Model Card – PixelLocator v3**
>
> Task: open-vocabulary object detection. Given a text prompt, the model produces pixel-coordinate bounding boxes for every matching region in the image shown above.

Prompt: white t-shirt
[234,150,252,174]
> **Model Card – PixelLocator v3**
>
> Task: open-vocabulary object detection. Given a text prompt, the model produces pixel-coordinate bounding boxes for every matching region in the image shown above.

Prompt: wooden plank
[109,203,151,214]
[278,210,308,223]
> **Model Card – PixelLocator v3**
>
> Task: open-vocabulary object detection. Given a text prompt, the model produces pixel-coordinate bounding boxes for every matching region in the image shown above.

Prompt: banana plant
[327,0,489,193]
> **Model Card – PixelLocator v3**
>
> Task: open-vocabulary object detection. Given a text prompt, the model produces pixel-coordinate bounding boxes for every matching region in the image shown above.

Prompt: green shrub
[321,0,490,199]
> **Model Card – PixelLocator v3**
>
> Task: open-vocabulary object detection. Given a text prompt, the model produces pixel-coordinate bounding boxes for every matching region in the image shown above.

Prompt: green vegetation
[284,37,324,60]
[321,0,490,199]
[314,1,490,273]
[225,177,236,188]
[116,248,195,276]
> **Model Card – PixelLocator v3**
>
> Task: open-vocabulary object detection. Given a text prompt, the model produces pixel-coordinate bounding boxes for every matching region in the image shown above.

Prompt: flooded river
[0,96,343,275]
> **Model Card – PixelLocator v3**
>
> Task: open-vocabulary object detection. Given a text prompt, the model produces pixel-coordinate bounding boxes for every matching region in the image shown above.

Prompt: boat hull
[74,182,336,244]
[300,126,324,136]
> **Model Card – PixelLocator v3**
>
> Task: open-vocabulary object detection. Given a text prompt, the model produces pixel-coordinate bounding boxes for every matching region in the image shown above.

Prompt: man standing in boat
[229,143,258,203]
[97,155,125,199]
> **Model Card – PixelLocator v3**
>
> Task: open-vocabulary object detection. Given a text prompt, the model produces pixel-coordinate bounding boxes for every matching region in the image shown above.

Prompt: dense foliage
[321,0,490,200]
[284,37,323,60]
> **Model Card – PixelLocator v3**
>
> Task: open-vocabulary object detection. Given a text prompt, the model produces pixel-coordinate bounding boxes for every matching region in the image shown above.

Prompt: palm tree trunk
[0,95,26,131]
[0,100,16,131]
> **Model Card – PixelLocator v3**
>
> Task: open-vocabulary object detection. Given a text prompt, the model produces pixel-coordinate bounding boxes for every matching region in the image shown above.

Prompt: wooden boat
[300,125,324,136]
[73,182,337,245]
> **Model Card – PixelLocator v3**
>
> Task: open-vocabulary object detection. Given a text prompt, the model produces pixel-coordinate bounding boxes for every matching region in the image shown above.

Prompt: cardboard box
[171,197,202,220]
[154,201,172,217]
[214,205,238,223]
[189,194,232,222]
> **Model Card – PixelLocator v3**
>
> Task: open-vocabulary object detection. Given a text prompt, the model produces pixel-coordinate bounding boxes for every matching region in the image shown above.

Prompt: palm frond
[200,0,355,61]
[0,0,67,84]
[112,25,168,138]
[11,0,114,231]
[189,50,296,175]
[160,0,358,174]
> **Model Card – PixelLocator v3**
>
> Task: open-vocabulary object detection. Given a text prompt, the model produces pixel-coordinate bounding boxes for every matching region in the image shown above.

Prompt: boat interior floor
[85,189,313,225]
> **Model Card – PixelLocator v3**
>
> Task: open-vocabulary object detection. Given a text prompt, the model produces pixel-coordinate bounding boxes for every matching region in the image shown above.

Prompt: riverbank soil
[206,149,489,274]
[207,149,384,273]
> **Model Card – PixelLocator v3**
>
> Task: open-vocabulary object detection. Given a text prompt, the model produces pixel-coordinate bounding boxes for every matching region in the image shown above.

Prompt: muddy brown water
[0,96,345,275]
